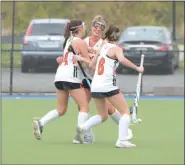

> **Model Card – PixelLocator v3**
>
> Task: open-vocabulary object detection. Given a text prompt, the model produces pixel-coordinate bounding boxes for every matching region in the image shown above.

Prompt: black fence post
[9,1,16,95]
[140,50,143,96]
[172,1,176,40]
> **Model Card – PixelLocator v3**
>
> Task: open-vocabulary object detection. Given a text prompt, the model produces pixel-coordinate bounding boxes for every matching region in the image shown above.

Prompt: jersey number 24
[61,52,77,65]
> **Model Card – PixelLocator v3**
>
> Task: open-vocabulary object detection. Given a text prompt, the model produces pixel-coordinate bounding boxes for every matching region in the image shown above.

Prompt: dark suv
[117,26,180,74]
[21,18,69,72]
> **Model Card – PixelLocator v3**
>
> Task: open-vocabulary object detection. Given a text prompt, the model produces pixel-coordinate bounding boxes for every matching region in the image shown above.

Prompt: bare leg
[76,98,107,143]
[107,93,136,148]
[33,89,69,140]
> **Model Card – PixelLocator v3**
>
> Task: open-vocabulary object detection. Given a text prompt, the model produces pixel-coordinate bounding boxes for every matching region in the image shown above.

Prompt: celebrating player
[76,24,144,148]
[75,16,126,144]
[57,15,133,144]
[33,19,91,141]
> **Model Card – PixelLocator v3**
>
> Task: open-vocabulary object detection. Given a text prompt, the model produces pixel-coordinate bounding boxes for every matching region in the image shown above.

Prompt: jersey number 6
[98,57,105,75]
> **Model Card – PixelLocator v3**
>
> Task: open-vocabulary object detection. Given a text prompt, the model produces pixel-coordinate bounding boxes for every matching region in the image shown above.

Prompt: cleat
[83,134,95,144]
[116,140,136,148]
[73,131,95,144]
[76,125,86,144]
[73,135,81,144]
[33,120,43,140]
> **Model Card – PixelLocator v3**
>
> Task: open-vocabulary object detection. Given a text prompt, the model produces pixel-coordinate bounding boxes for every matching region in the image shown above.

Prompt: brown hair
[104,24,120,41]
[63,19,83,49]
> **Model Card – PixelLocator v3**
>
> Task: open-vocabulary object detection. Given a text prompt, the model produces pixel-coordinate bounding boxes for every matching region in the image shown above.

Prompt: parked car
[117,26,180,74]
[21,18,69,72]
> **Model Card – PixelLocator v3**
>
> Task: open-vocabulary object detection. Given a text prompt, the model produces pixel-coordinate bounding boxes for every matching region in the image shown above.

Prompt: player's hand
[136,66,144,73]
[73,55,83,61]
[56,56,63,64]
[89,54,95,59]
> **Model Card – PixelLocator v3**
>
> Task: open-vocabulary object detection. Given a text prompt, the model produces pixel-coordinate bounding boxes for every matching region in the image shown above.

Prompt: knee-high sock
[39,109,59,126]
[84,115,102,130]
[118,114,131,141]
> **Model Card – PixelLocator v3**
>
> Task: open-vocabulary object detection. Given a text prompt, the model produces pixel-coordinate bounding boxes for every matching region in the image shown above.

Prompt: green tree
[1,1,184,37]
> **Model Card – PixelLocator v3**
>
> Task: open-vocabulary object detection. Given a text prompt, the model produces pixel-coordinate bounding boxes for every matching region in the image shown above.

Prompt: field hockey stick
[68,45,91,87]
[130,54,145,124]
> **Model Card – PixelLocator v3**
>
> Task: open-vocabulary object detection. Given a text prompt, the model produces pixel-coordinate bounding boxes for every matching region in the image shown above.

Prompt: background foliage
[1,1,184,37]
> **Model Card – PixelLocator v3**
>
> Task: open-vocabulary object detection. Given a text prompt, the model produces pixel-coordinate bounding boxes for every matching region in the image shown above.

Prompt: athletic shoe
[83,132,95,144]
[73,131,95,144]
[33,120,43,140]
[73,134,81,144]
[73,128,131,144]
[76,125,86,144]
[116,140,136,148]
[73,127,131,144]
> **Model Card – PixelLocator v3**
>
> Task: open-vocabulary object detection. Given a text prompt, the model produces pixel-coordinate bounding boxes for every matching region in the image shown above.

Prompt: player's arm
[73,39,91,64]
[78,40,91,64]
[115,46,143,73]
[73,55,90,64]
[89,54,99,70]
[83,37,94,59]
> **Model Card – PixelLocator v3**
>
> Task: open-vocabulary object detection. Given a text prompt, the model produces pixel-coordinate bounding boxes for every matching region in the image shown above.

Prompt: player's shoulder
[113,45,122,52]
[74,37,85,43]
[72,37,86,48]
[113,45,123,57]
[103,42,117,48]
[106,43,121,53]
[115,44,123,51]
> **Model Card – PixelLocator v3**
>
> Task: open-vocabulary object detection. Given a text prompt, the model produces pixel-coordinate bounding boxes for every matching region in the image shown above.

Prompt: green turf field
[2,98,184,164]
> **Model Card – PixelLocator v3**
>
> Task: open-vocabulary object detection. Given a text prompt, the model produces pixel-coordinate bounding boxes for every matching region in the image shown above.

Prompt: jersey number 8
[98,57,105,75]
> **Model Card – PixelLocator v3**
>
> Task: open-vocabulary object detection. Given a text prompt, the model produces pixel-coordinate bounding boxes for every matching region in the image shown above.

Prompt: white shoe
[33,120,43,140]
[76,125,86,144]
[73,130,95,144]
[73,134,81,144]
[116,140,136,148]
[83,131,95,144]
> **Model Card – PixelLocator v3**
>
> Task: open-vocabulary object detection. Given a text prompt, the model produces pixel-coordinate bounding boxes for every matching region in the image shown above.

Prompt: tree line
[1,1,184,37]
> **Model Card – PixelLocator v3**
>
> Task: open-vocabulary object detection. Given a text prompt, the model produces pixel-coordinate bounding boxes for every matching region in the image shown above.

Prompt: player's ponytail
[63,22,70,49]
[63,20,83,49]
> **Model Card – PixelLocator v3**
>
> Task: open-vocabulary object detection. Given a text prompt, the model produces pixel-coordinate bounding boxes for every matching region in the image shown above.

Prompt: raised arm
[115,46,144,73]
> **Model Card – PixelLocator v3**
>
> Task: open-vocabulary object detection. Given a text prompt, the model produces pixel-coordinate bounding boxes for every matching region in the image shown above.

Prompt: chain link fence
[1,1,184,95]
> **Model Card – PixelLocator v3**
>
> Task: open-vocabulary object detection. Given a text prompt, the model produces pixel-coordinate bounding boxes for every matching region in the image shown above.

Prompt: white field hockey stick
[68,45,91,88]
[130,54,145,124]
